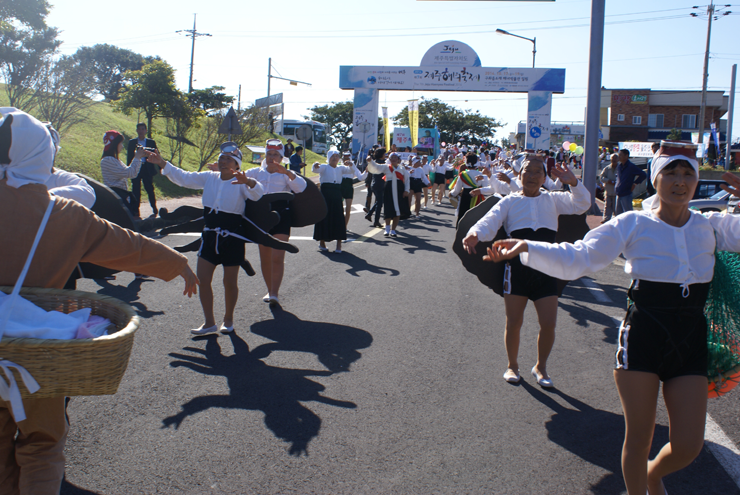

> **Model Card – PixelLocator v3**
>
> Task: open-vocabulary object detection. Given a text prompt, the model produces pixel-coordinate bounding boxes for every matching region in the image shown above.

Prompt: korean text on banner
[408,100,419,148]
[382,107,390,150]
[618,142,655,158]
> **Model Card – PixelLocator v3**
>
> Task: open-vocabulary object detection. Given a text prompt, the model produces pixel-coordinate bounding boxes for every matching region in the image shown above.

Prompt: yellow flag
[408,100,419,147]
[382,107,390,150]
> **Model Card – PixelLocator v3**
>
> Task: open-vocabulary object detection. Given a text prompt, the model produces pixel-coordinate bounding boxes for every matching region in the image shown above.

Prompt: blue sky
[48,0,739,141]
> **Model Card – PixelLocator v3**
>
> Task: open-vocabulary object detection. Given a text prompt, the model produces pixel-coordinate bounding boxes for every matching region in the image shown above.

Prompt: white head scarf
[650,141,699,186]
[0,108,55,188]
[327,150,340,164]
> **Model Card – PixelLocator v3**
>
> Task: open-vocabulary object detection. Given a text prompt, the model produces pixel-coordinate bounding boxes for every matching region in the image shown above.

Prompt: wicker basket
[0,287,140,399]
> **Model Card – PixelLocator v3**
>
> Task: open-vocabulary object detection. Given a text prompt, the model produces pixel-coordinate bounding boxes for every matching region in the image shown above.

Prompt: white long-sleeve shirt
[384,164,410,192]
[342,163,368,181]
[244,163,307,194]
[45,169,96,209]
[468,180,591,240]
[434,161,454,175]
[314,164,350,184]
[100,156,142,190]
[520,210,740,286]
[161,162,263,214]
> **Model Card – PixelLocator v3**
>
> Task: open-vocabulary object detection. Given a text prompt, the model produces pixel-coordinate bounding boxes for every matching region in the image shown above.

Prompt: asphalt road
[62,186,740,494]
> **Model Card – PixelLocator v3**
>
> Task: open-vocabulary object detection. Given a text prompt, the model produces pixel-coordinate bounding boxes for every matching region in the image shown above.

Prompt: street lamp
[496,28,536,68]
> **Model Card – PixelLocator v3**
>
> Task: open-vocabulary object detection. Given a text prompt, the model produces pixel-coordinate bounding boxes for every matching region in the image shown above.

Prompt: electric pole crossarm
[176,14,212,93]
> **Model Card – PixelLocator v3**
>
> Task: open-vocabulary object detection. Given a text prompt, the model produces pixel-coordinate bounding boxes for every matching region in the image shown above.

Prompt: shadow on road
[522,382,740,494]
[93,277,164,318]
[60,478,102,495]
[557,300,621,345]
[319,250,400,277]
[162,309,372,457]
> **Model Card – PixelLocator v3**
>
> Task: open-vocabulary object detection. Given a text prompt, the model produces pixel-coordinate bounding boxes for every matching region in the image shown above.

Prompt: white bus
[277,119,327,155]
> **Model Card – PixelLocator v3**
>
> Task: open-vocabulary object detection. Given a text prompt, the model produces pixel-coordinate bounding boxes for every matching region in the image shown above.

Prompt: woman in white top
[432,157,453,205]
[462,155,590,388]
[100,130,146,216]
[340,151,367,228]
[313,151,350,252]
[241,139,306,306]
[149,143,263,335]
[408,157,428,218]
[483,141,740,495]
[420,155,433,209]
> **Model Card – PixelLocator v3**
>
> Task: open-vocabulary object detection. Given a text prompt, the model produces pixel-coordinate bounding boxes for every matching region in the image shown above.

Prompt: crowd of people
[4,105,740,495]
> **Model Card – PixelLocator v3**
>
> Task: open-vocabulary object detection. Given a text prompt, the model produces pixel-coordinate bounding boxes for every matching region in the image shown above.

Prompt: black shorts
[410,178,424,194]
[434,173,447,185]
[445,170,455,180]
[269,200,292,237]
[198,231,244,267]
[503,257,558,301]
[616,280,710,381]
[341,177,354,199]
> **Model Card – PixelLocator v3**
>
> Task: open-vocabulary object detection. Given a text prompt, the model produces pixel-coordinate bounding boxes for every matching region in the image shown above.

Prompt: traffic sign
[218,107,242,135]
[529,126,541,139]
[296,124,313,141]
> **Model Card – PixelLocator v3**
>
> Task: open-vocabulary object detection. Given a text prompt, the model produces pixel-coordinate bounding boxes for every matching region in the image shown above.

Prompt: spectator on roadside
[288,146,305,174]
[546,151,556,177]
[127,123,158,218]
[615,148,647,215]
[284,138,295,158]
[645,142,660,196]
[599,153,619,223]
[101,130,145,217]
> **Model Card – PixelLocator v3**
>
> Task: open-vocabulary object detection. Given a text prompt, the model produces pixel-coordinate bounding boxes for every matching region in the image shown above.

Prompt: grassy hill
[0,87,325,199]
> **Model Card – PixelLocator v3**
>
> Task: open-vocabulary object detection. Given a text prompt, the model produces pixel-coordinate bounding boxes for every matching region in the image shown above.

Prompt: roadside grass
[0,85,324,199]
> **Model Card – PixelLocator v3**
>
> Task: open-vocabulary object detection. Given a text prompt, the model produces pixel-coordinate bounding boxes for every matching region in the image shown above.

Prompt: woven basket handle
[0,198,56,340]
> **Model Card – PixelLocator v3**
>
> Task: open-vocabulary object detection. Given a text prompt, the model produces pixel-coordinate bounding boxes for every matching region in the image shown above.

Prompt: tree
[667,128,683,141]
[117,60,181,136]
[0,24,60,109]
[188,86,233,114]
[72,44,158,101]
[34,55,96,135]
[305,101,354,148]
[162,95,203,167]
[0,0,50,30]
[394,98,503,145]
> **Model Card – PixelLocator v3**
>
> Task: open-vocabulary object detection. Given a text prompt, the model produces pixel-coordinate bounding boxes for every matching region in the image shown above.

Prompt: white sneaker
[262,293,270,302]
[191,324,218,335]
[268,295,280,306]
[219,323,234,334]
[390,230,398,237]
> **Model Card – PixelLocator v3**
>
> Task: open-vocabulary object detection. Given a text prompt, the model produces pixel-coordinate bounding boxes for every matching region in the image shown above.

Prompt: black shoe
[373,222,383,228]
[365,214,372,222]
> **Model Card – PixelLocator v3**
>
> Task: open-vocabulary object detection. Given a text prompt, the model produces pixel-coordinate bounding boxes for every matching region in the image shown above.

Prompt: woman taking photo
[150,142,263,335]
[242,139,306,306]
[462,155,590,387]
[100,130,146,217]
[482,141,740,495]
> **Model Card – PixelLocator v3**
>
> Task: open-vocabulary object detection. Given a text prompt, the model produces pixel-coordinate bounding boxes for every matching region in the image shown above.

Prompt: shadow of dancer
[319,250,400,278]
[162,332,358,456]
[93,277,164,318]
[250,308,373,373]
[520,382,739,494]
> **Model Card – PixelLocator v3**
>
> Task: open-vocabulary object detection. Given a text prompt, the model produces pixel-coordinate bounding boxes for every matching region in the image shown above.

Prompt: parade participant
[364,148,387,228]
[408,157,427,218]
[421,155,433,209]
[432,156,453,204]
[482,141,740,495]
[450,153,484,226]
[340,150,367,228]
[0,108,198,495]
[313,151,350,252]
[42,123,96,210]
[100,130,146,216]
[462,155,590,387]
[380,152,411,236]
[241,139,306,306]
[151,142,264,334]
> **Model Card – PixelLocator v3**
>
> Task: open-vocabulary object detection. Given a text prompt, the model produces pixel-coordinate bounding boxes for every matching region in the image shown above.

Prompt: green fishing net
[706,250,740,394]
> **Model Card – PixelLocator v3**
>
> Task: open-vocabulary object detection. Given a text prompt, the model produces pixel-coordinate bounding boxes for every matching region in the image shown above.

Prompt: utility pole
[237,84,242,112]
[692,2,731,156]
[268,57,271,97]
[697,2,714,149]
[177,14,212,93]
[726,64,736,170]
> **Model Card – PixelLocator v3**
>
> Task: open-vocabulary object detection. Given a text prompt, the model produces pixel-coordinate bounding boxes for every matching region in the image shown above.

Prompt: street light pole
[495,28,536,68]
[697,1,715,150]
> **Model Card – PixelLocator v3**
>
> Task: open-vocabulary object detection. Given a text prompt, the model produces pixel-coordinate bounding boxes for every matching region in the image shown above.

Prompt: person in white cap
[0,107,197,494]
[241,139,306,306]
[151,141,263,334]
[483,140,740,495]
[340,150,367,229]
